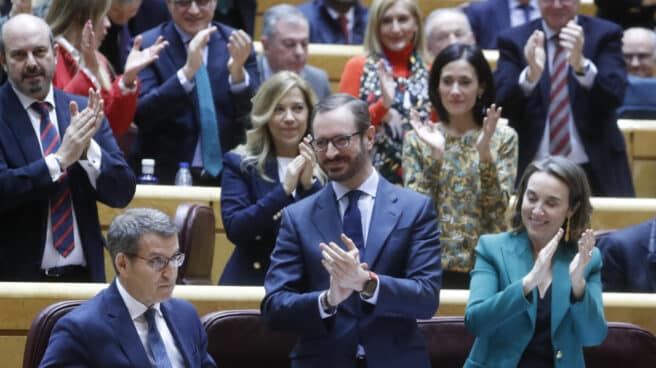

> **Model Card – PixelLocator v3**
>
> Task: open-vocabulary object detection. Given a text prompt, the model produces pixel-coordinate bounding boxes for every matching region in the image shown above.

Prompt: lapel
[538,22,552,111]
[162,22,188,72]
[311,184,343,244]
[362,178,401,267]
[551,245,574,333]
[0,84,42,164]
[161,301,193,366]
[253,157,280,196]
[53,89,72,142]
[501,232,537,327]
[496,0,511,30]
[104,282,151,367]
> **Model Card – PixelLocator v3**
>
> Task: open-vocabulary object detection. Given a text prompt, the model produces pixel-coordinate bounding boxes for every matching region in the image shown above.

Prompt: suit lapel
[53,89,72,140]
[551,246,573,333]
[501,232,536,327]
[161,302,193,366]
[162,23,188,71]
[105,282,151,367]
[1,84,42,164]
[311,185,342,244]
[362,178,400,267]
[254,158,280,197]
[497,0,511,30]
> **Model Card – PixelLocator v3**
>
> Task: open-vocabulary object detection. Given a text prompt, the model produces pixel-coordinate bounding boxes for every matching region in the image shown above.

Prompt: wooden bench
[0,283,653,367]
[253,0,598,40]
[618,120,656,198]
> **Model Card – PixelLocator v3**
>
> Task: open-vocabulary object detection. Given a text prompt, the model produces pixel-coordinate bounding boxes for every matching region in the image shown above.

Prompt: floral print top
[402,122,518,272]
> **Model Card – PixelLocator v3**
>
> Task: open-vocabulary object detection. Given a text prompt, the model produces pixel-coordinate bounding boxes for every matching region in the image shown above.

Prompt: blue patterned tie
[144,308,173,368]
[343,190,365,252]
[32,102,75,257]
[195,64,223,177]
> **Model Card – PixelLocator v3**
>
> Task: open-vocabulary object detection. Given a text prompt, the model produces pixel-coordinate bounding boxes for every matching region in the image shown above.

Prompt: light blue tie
[195,64,223,177]
[144,308,173,368]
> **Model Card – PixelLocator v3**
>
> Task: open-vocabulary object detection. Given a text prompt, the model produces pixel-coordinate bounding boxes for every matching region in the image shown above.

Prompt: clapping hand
[80,20,100,74]
[524,29,545,83]
[409,109,445,160]
[320,234,370,306]
[57,89,104,168]
[523,228,562,298]
[227,29,252,83]
[376,59,396,109]
[476,104,502,162]
[569,229,595,299]
[559,20,586,73]
[182,26,217,80]
[298,136,316,191]
[122,35,168,87]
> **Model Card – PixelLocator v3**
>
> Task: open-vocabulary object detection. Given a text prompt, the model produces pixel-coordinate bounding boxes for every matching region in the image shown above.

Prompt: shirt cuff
[177,68,195,93]
[229,69,250,93]
[318,291,337,319]
[78,139,102,189]
[45,154,63,182]
[572,59,597,89]
[118,76,138,95]
[519,67,539,95]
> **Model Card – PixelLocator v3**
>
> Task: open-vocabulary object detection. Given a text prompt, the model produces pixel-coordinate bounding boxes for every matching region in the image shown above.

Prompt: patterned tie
[548,39,572,156]
[195,64,223,177]
[338,14,349,44]
[343,190,364,252]
[144,308,173,368]
[32,102,75,257]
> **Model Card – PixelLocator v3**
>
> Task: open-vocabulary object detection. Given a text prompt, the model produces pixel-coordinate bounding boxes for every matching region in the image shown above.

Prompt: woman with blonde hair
[339,0,431,184]
[220,71,323,285]
[46,0,166,135]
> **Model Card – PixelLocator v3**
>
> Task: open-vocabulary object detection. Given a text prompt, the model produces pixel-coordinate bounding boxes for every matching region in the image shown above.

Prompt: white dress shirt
[509,0,540,27]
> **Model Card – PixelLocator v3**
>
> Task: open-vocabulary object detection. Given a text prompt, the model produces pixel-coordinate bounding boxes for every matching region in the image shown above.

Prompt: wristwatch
[360,271,378,299]
[320,292,337,314]
[574,59,590,76]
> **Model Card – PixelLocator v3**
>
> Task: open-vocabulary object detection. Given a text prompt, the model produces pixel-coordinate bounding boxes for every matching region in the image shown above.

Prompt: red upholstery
[22,300,83,368]
[174,202,216,285]
[585,321,656,367]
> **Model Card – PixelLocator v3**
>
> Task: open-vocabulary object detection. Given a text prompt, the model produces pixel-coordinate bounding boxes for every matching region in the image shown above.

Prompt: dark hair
[429,43,495,126]
[511,156,593,246]
[311,93,371,133]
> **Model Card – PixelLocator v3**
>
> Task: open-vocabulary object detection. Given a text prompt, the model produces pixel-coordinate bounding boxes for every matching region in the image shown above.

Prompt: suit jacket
[464,0,512,49]
[495,16,634,196]
[219,152,321,285]
[261,176,442,368]
[465,231,607,367]
[0,85,136,281]
[256,55,332,100]
[598,218,656,292]
[128,0,172,36]
[595,0,656,29]
[297,0,369,45]
[40,281,216,367]
[616,76,656,119]
[212,0,256,36]
[135,21,260,183]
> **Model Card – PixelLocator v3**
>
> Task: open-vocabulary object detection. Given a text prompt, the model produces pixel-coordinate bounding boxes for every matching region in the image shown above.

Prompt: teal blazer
[464,231,607,367]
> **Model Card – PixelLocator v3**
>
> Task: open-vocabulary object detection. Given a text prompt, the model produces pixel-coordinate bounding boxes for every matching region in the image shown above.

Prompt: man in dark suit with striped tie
[0,14,136,282]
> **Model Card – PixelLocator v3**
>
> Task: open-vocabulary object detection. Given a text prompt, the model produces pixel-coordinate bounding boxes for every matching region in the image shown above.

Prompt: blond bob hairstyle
[238,71,322,182]
[46,0,111,37]
[363,0,424,56]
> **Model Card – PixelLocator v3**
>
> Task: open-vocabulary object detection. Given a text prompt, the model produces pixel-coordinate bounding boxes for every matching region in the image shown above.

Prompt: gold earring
[565,217,571,242]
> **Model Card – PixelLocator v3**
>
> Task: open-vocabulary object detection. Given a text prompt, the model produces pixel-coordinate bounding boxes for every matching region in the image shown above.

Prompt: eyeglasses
[310,130,364,152]
[173,0,213,9]
[125,252,185,272]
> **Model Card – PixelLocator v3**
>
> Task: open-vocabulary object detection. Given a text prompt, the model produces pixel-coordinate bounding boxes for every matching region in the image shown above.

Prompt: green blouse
[402,122,518,272]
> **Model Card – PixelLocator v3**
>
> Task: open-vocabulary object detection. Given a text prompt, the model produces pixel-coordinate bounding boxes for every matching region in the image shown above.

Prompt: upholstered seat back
[174,203,216,285]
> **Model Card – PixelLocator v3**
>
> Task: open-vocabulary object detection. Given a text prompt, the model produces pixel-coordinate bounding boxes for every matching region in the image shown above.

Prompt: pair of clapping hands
[282,136,317,195]
[524,20,586,83]
[320,234,371,308]
[56,89,104,169]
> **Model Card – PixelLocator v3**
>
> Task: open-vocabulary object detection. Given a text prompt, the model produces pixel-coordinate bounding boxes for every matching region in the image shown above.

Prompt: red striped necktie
[32,102,75,257]
[548,40,572,156]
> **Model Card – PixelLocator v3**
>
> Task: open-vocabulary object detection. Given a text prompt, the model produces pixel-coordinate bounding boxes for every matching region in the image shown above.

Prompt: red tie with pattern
[339,14,349,44]
[32,102,75,257]
[548,39,572,156]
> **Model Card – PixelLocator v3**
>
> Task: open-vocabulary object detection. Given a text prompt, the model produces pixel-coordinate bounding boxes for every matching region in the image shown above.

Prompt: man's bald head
[623,27,656,78]
[424,8,475,62]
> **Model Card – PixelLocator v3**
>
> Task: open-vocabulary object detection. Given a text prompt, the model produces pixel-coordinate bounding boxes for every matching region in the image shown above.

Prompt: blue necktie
[195,64,223,177]
[343,190,364,252]
[32,102,75,257]
[144,308,173,368]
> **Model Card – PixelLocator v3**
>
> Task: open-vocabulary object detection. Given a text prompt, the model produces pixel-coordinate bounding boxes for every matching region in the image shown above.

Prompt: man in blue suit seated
[261,94,442,368]
[297,0,369,45]
[0,14,136,282]
[598,217,656,292]
[135,0,260,185]
[41,208,216,367]
[617,27,656,119]
[464,0,541,49]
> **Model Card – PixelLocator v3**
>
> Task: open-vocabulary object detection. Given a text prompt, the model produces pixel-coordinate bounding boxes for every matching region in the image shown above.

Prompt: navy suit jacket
[465,232,607,367]
[598,218,656,292]
[261,176,442,368]
[40,281,216,367]
[219,152,321,285]
[617,76,656,119]
[464,0,512,49]
[297,0,369,45]
[135,21,260,183]
[495,16,634,196]
[0,84,136,282]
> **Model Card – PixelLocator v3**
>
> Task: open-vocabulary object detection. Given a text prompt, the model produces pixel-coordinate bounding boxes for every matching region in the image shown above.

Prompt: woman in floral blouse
[339,0,431,185]
[403,44,518,289]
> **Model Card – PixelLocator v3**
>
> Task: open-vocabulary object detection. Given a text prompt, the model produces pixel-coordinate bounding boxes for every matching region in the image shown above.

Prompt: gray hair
[261,4,308,40]
[424,8,471,42]
[624,27,656,58]
[107,208,178,262]
[312,93,371,132]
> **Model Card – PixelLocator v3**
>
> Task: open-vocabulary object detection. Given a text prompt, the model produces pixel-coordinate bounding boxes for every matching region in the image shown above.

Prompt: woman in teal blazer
[465,157,607,367]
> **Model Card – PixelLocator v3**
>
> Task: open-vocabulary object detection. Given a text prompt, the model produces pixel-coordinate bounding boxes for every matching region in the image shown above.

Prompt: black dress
[518,286,555,367]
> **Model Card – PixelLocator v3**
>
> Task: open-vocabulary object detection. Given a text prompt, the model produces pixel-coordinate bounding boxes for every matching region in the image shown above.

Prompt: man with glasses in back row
[262,94,442,368]
[41,208,216,367]
[616,27,656,119]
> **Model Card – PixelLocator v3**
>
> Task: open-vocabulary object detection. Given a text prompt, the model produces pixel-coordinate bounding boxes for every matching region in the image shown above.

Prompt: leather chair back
[22,300,82,368]
[174,202,216,285]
